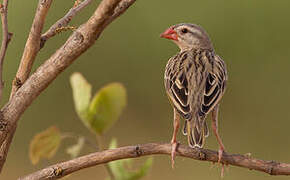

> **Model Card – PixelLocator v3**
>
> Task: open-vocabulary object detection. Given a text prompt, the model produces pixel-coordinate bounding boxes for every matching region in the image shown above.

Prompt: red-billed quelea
[161,23,228,168]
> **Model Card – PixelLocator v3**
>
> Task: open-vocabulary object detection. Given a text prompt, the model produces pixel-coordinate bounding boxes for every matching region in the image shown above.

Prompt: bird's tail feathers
[185,118,208,148]
[183,120,209,137]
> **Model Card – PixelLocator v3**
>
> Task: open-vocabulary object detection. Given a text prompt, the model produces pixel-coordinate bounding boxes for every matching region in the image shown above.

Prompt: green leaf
[29,126,61,165]
[70,72,92,127]
[107,138,153,180]
[127,157,153,180]
[70,72,127,135]
[88,83,127,134]
[66,136,85,158]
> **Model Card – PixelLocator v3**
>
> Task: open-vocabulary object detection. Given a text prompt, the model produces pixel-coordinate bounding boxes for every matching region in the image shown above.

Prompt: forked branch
[0,0,136,173]
[40,0,93,49]
[10,0,53,98]
[20,143,290,180]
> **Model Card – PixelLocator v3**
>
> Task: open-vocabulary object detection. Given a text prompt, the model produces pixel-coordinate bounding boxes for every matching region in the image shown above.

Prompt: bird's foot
[217,146,226,177]
[218,148,224,164]
[171,141,179,169]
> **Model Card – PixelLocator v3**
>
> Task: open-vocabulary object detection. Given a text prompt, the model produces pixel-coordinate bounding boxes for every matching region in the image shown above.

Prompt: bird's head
[160,23,213,51]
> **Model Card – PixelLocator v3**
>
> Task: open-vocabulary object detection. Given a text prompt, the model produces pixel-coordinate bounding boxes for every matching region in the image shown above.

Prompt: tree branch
[40,0,93,49]
[0,0,13,170]
[0,0,12,102]
[10,0,53,98]
[19,143,290,180]
[11,0,94,98]
[0,0,135,172]
[0,125,15,172]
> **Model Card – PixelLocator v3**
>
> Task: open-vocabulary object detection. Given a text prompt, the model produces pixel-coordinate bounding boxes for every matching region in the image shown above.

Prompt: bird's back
[164,48,227,147]
[164,49,211,119]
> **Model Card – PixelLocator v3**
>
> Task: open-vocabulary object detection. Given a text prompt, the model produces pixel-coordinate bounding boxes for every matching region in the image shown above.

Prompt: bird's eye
[181,28,188,33]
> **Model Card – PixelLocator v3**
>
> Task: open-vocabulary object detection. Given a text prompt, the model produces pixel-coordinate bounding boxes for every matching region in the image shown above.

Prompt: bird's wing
[164,52,192,119]
[199,55,227,116]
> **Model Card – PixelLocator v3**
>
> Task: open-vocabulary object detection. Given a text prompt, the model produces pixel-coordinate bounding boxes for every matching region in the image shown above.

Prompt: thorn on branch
[7,32,13,43]
[2,32,13,48]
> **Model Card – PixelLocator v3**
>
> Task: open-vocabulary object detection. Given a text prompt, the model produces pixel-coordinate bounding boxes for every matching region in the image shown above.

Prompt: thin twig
[61,132,98,150]
[19,143,290,180]
[0,0,13,171]
[40,0,93,49]
[0,0,135,172]
[11,0,93,97]
[63,133,115,179]
[0,0,12,102]
[105,0,136,27]
[10,0,53,99]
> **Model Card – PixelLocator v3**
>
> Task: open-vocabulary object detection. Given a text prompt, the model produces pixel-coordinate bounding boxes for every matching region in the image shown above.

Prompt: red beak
[160,27,178,41]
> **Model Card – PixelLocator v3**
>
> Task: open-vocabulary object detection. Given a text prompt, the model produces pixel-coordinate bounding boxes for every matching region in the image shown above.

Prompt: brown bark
[19,143,290,180]
[40,0,93,49]
[10,0,53,98]
[0,0,135,172]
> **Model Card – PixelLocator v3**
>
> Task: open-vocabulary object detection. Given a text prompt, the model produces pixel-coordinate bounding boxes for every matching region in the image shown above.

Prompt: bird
[160,23,228,168]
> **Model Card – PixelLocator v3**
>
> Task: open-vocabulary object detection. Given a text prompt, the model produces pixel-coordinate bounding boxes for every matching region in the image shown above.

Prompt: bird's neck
[180,48,214,55]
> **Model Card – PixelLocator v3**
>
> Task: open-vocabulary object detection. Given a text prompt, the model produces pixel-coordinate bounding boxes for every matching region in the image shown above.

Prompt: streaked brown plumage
[161,23,228,168]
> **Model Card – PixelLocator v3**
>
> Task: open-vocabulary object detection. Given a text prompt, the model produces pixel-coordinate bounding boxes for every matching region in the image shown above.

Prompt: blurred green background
[1,0,290,179]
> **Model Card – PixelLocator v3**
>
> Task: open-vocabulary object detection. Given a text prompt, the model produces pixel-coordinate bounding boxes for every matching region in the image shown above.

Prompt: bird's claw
[218,148,224,164]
